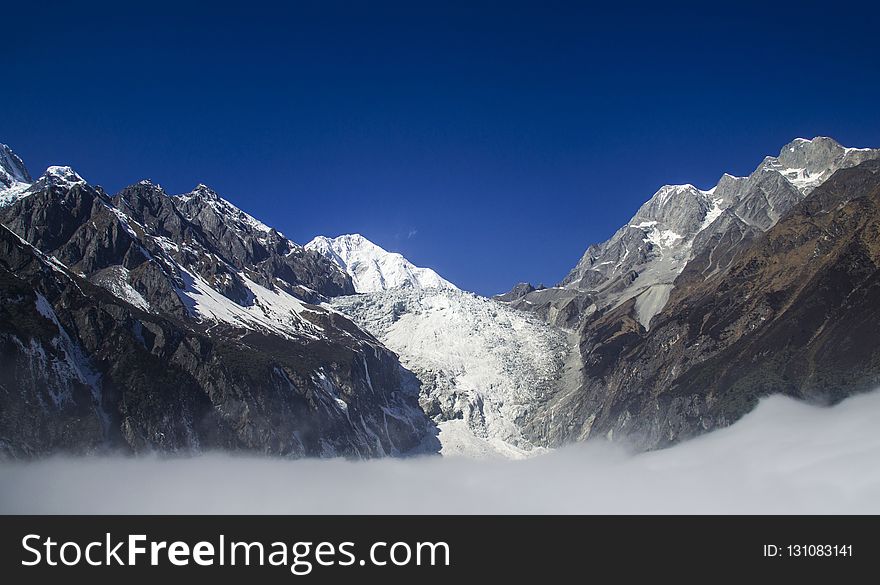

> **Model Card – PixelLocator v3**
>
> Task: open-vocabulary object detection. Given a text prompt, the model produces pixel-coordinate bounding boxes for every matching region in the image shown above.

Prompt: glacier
[331,287,569,458]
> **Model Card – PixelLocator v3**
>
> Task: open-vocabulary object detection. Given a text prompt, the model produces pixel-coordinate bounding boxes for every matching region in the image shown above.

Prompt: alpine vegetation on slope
[331,288,568,458]
[306,233,458,293]
[0,144,436,458]
[502,137,880,330]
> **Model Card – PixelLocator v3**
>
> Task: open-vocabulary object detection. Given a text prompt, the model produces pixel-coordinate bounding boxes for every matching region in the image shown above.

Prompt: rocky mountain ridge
[516,144,880,450]
[0,147,436,458]
[502,137,880,330]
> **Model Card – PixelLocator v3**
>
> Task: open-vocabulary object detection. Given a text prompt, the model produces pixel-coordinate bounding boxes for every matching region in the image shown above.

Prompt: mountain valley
[2,137,879,458]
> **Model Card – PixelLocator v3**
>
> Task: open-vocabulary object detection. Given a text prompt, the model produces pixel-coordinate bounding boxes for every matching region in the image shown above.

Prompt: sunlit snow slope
[307,234,457,293]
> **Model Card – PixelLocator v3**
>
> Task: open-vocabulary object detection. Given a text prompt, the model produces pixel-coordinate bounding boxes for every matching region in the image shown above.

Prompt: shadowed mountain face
[526,159,880,450]
[0,151,436,458]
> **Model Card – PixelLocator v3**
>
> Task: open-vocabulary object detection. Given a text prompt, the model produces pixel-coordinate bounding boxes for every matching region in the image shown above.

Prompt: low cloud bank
[2,390,880,514]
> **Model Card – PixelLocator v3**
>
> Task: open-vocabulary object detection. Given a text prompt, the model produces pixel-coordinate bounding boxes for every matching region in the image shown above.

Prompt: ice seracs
[331,287,568,458]
[306,233,458,293]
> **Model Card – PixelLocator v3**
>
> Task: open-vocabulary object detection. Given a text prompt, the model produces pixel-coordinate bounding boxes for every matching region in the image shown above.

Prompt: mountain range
[499,137,880,328]
[498,137,880,449]
[1,136,878,458]
[0,156,434,457]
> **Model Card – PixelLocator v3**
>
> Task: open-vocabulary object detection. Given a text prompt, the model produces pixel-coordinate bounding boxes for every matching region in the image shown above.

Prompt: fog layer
[2,390,879,514]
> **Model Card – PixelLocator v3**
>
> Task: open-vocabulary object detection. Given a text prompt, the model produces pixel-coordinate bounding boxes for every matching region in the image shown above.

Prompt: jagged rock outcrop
[174,184,354,299]
[492,282,537,302]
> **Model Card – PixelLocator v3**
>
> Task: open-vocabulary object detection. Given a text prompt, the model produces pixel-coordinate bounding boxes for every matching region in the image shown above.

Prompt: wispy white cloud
[2,390,879,514]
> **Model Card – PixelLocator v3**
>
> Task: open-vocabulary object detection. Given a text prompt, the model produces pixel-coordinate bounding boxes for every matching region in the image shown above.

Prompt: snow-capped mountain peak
[0,144,34,207]
[6,166,89,209]
[42,166,86,187]
[306,233,458,293]
[2,164,88,208]
[756,136,879,194]
[188,183,222,201]
[529,137,880,331]
[0,143,31,188]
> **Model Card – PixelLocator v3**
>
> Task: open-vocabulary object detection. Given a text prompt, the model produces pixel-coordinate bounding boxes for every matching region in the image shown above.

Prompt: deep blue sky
[3,1,879,295]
